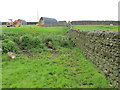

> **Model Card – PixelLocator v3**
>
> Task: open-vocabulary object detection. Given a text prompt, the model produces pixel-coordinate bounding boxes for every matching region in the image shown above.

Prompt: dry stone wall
[68,28,119,88]
[71,21,118,25]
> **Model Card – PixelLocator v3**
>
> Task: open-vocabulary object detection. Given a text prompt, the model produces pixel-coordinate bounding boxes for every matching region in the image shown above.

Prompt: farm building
[59,21,67,25]
[14,19,27,25]
[39,17,58,25]
[21,20,27,25]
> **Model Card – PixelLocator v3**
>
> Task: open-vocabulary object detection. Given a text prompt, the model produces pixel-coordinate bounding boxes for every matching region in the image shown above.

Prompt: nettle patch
[2,39,19,53]
[2,31,74,53]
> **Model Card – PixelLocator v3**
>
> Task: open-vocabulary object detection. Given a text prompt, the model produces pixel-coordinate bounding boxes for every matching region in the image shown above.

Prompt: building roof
[40,17,58,24]
[18,19,27,25]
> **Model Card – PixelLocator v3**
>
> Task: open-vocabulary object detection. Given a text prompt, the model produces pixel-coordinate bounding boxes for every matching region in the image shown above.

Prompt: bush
[20,35,33,49]
[60,40,70,47]
[2,39,19,53]
[60,38,74,47]
[32,37,41,48]
[11,36,19,43]
[20,35,41,50]
[44,37,53,46]
[2,34,10,40]
[39,43,45,49]
[44,37,53,43]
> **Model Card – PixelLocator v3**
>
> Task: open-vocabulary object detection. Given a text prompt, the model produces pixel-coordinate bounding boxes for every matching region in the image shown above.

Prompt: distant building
[59,21,67,25]
[14,19,27,25]
[39,17,58,25]
[21,19,27,25]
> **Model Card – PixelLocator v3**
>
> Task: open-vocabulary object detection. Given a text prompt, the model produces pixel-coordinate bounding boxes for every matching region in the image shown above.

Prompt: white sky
[0,0,119,22]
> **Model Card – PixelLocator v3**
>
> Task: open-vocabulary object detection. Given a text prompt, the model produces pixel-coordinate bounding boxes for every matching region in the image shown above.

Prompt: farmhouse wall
[71,21,118,25]
[68,27,119,88]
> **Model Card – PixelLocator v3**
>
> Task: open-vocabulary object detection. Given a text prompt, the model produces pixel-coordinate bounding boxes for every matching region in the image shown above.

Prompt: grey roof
[41,17,58,24]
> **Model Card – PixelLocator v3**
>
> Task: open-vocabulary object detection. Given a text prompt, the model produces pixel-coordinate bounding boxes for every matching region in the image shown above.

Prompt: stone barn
[39,17,58,25]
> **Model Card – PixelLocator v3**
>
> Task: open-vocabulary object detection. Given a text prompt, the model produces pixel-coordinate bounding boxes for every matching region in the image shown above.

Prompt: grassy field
[2,25,112,88]
[72,25,118,32]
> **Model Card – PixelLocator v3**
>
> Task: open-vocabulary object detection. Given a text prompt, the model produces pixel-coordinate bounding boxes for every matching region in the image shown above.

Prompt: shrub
[2,34,10,40]
[44,37,53,46]
[60,40,70,47]
[39,43,45,49]
[44,37,53,43]
[60,38,74,48]
[13,37,19,44]
[2,39,19,53]
[32,37,41,48]
[20,35,33,50]
[20,35,41,50]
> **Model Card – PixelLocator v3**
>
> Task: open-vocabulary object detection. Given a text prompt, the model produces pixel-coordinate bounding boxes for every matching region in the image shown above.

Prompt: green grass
[2,25,67,35]
[2,48,111,88]
[2,25,112,88]
[72,25,118,32]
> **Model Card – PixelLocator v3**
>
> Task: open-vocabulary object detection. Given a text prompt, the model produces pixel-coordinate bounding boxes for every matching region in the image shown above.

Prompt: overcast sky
[0,0,119,22]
